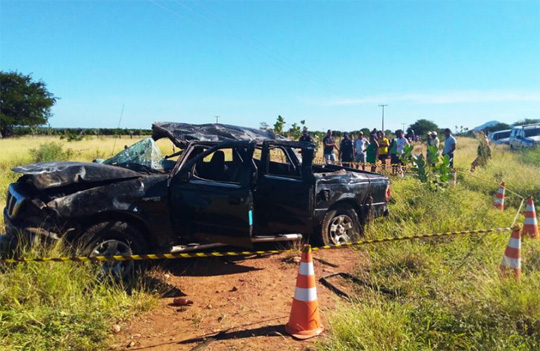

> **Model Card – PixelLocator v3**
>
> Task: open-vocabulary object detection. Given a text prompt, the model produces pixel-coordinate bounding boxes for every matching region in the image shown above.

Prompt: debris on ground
[172,297,194,306]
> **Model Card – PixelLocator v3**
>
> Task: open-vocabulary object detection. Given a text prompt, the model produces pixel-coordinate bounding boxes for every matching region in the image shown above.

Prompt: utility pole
[402,123,406,132]
[215,115,220,124]
[378,104,387,131]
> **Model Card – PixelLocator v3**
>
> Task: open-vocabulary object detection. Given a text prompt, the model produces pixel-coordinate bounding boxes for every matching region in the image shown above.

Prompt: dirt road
[111,248,368,351]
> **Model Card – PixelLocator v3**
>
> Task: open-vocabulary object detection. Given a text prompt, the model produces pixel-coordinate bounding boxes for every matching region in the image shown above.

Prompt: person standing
[354,132,369,169]
[366,133,379,172]
[323,129,338,164]
[427,131,440,165]
[470,131,492,172]
[431,131,440,149]
[388,136,398,172]
[443,128,457,167]
[377,131,390,167]
[395,130,410,176]
[298,127,314,143]
[339,132,354,167]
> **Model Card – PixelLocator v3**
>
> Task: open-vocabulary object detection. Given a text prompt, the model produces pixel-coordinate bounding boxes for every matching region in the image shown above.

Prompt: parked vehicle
[488,129,511,145]
[2,123,390,277]
[509,124,540,149]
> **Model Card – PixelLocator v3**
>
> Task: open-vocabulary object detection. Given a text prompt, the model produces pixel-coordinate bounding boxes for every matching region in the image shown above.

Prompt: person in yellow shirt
[377,131,390,164]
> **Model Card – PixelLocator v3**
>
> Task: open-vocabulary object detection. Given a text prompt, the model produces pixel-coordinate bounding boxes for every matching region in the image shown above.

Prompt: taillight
[385,183,391,202]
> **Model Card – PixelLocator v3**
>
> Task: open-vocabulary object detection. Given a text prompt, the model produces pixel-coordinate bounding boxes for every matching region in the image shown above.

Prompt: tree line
[2,71,538,139]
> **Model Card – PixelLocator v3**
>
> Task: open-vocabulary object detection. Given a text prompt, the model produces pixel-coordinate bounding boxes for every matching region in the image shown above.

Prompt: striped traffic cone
[493,182,505,211]
[284,245,324,340]
[500,226,521,280]
[523,196,539,240]
[449,168,457,187]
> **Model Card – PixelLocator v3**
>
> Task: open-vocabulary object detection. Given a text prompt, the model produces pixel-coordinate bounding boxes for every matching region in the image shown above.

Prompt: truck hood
[12,162,141,190]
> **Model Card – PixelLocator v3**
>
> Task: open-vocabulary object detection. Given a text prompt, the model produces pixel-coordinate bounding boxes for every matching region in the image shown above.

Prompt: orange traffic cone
[493,182,505,211]
[500,226,521,280]
[449,168,457,187]
[523,196,539,240]
[285,245,324,340]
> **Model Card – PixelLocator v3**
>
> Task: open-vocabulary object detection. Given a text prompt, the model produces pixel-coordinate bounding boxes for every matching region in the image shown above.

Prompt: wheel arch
[68,211,155,249]
[328,198,366,225]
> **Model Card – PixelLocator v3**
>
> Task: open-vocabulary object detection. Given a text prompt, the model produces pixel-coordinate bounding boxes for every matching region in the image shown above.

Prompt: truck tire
[317,205,363,246]
[76,221,147,281]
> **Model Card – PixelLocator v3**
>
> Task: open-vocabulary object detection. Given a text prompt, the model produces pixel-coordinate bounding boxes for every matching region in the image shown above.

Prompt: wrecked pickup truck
[2,123,389,273]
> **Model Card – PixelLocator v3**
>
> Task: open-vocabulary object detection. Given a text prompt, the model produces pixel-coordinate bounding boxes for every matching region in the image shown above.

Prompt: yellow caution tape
[0,227,511,264]
[312,158,409,168]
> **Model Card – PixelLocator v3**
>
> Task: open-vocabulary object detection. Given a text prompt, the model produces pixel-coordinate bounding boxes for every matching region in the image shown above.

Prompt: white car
[509,124,540,149]
[488,129,511,145]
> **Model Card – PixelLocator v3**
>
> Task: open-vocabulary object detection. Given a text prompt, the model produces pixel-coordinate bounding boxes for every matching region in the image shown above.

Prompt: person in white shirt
[395,130,409,176]
[354,132,369,169]
[395,130,409,159]
[427,131,440,165]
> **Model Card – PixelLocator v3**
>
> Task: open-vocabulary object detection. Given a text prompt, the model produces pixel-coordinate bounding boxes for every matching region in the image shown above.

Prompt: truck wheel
[76,221,147,281]
[317,205,362,246]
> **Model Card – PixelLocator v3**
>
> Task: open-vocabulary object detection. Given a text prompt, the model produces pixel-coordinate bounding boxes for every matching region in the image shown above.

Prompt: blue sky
[1,0,539,132]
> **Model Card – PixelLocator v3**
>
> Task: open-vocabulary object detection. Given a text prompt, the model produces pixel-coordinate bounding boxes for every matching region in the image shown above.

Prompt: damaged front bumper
[3,208,62,255]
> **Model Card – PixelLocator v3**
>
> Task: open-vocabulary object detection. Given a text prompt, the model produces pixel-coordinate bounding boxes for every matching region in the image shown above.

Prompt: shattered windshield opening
[103,138,166,172]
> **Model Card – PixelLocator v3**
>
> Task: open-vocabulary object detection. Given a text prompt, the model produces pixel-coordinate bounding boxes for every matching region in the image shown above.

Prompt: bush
[65,130,84,142]
[29,142,73,162]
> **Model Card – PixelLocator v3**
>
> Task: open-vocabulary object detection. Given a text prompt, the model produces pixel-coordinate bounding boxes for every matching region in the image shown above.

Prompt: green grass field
[0,136,158,351]
[0,135,539,350]
[320,139,540,351]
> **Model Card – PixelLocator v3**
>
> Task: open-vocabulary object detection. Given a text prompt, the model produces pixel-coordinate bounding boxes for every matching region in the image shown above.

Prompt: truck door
[169,141,255,248]
[253,141,315,235]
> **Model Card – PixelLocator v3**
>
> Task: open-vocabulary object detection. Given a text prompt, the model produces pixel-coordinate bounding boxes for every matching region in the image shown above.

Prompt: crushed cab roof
[152,122,287,146]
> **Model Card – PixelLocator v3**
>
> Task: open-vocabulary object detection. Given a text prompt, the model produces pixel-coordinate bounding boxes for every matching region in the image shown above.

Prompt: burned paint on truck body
[2,123,390,254]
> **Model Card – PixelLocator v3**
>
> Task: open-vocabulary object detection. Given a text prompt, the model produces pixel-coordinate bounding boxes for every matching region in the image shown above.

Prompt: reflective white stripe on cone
[494,182,505,211]
[523,196,539,240]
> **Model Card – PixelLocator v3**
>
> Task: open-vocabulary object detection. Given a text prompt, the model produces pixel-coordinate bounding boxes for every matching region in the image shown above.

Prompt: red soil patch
[110,248,368,351]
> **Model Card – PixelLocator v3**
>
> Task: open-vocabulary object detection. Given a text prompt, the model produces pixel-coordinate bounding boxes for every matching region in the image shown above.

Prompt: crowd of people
[298,127,458,171]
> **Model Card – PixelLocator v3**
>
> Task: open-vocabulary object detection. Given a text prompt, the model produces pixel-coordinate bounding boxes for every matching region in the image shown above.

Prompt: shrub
[29,142,73,162]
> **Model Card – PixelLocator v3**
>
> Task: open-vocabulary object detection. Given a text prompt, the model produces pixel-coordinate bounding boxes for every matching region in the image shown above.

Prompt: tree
[485,122,510,133]
[360,128,371,137]
[0,71,57,137]
[408,119,439,137]
[513,118,540,126]
[273,115,286,135]
[287,120,306,140]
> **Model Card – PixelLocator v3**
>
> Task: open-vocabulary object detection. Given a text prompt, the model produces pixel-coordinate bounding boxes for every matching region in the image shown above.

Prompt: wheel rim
[328,214,354,245]
[91,239,133,278]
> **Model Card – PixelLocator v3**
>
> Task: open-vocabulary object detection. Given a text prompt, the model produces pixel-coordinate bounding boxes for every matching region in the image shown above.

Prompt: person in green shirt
[366,134,379,172]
